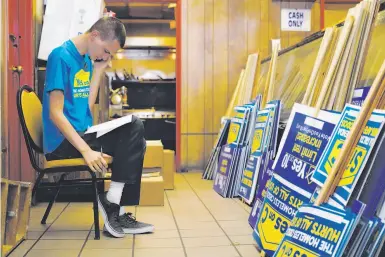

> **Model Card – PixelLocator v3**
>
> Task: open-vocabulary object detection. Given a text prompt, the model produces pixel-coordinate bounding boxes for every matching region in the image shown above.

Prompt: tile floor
[8,172,261,257]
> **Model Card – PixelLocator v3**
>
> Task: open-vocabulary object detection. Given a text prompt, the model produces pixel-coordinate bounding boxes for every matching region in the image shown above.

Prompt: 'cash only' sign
[281,9,311,32]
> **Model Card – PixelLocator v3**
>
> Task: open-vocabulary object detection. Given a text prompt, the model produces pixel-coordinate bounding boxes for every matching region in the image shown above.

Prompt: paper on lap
[85,115,133,138]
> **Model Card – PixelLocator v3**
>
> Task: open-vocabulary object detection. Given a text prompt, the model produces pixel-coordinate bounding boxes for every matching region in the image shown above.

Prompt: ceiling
[104,1,176,47]
[105,2,175,20]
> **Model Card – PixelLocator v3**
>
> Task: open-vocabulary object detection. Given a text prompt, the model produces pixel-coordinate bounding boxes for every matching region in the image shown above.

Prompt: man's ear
[90,30,100,41]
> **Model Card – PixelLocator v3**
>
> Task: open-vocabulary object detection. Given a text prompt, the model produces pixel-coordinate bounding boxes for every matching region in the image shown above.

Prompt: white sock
[119,206,126,216]
[106,181,125,205]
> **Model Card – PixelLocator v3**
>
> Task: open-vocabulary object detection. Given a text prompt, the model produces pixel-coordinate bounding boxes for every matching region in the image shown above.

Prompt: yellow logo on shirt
[73,69,90,98]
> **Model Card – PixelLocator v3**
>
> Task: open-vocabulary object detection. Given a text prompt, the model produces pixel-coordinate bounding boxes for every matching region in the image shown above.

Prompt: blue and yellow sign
[312,104,385,207]
[273,204,354,257]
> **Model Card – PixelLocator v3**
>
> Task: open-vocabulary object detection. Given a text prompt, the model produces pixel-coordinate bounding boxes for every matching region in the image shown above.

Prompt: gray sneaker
[118,212,155,234]
[97,192,125,238]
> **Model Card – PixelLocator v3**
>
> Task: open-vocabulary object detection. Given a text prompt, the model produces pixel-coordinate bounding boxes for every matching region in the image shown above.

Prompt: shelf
[112,80,176,84]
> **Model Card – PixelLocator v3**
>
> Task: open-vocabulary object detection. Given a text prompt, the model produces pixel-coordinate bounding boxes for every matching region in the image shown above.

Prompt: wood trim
[325,0,361,3]
[0,0,6,178]
[120,19,174,24]
[176,0,181,171]
[321,0,325,29]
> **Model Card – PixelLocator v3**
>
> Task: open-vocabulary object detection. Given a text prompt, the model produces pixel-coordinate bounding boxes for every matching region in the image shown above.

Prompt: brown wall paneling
[187,135,205,168]
[203,135,214,167]
[312,2,321,32]
[181,0,188,135]
[181,135,188,170]
[324,3,354,27]
[212,0,229,133]
[180,0,323,169]
[269,0,281,52]
[260,0,270,59]
[204,0,214,135]
[228,0,248,101]
[203,0,215,168]
[246,0,260,55]
[280,0,290,49]
[187,0,205,135]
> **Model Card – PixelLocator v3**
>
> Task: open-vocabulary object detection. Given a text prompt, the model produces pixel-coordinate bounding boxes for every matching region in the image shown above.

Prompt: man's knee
[131,115,145,136]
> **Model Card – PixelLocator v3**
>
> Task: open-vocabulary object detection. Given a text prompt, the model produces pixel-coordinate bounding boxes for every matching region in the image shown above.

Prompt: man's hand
[93,57,111,72]
[81,149,110,173]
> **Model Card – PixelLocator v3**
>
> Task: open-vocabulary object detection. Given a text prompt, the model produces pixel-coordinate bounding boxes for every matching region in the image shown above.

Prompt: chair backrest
[17,86,43,155]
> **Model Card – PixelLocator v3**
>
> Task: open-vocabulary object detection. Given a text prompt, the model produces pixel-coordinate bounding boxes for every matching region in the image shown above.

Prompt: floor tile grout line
[77,223,94,257]
[23,202,71,256]
[132,206,137,257]
[165,191,189,257]
[231,198,251,215]
[181,174,244,257]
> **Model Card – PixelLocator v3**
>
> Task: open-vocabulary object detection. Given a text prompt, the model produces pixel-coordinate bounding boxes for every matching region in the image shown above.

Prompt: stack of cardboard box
[105,140,175,206]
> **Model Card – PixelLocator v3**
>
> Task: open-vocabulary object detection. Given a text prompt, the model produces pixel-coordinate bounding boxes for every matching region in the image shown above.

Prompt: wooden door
[5,0,35,182]
[7,0,21,181]
[17,0,35,182]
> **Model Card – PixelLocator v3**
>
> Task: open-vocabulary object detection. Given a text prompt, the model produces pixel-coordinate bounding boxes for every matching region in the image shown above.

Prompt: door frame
[175,0,181,171]
[2,0,35,181]
[127,0,182,171]
[0,0,6,178]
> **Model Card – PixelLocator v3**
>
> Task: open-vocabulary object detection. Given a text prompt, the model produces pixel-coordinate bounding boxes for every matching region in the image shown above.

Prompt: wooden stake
[266,42,280,104]
[349,0,380,101]
[328,6,360,110]
[315,59,385,206]
[302,27,334,105]
[225,69,245,117]
[334,2,368,111]
[315,16,355,115]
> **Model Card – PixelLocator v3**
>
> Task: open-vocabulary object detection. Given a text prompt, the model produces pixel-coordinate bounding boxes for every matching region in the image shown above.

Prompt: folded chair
[16,85,112,239]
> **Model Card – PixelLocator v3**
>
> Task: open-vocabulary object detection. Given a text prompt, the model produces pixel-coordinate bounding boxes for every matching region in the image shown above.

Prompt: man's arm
[49,90,107,172]
[50,90,91,153]
[88,58,111,111]
[88,69,103,111]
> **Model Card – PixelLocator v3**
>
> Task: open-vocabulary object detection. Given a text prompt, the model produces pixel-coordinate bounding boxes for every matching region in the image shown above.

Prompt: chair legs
[89,171,101,240]
[32,172,45,199]
[33,169,102,239]
[41,173,66,224]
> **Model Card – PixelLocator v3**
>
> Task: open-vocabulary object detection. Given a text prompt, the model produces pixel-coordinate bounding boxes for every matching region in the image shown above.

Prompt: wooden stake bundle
[314,16,355,114]
[315,59,385,206]
[266,41,280,104]
[302,27,335,106]
[348,0,380,101]
[223,53,259,118]
[333,1,369,111]
[327,7,360,110]
[225,69,245,118]
[309,28,340,107]
[238,53,259,106]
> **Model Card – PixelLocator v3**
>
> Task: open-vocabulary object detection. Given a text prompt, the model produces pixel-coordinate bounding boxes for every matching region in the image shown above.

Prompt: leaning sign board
[281,8,311,32]
[273,204,358,257]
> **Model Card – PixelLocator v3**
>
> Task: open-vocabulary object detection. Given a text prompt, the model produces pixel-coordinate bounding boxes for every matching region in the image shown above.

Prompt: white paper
[85,115,133,138]
[38,15,71,60]
[38,0,103,60]
[69,0,103,37]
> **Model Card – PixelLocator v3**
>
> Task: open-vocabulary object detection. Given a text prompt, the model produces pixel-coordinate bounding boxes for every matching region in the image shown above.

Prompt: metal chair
[16,85,112,239]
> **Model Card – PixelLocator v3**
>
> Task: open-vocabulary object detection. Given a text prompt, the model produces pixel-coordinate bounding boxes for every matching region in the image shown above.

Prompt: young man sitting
[42,17,154,238]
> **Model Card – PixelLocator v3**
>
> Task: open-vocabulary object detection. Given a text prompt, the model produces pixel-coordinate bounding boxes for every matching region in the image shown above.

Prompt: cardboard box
[143,140,164,168]
[104,174,164,206]
[162,150,175,190]
[139,176,164,206]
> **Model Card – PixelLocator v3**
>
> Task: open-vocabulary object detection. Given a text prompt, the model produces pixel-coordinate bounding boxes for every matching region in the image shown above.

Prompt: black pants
[45,116,146,206]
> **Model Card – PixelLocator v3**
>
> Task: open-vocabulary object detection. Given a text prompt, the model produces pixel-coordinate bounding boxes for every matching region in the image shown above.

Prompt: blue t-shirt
[42,40,93,153]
